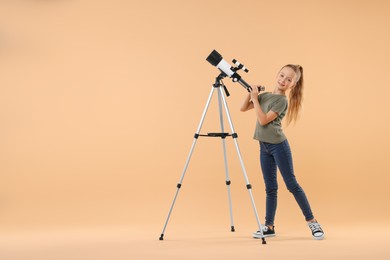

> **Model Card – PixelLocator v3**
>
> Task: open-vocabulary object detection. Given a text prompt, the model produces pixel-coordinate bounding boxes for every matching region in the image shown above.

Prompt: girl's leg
[271,140,314,221]
[259,142,278,226]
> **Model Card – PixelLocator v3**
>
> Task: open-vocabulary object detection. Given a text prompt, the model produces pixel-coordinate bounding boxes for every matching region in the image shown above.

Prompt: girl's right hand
[250,85,261,102]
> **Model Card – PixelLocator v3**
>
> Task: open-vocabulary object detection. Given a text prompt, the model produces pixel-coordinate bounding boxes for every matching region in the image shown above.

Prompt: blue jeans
[259,140,314,225]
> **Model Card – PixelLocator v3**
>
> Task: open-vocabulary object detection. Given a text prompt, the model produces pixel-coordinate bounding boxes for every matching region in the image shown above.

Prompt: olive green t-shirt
[253,92,288,144]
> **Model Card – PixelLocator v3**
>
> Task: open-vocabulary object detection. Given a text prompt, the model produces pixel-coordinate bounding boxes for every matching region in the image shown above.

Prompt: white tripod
[159,74,266,244]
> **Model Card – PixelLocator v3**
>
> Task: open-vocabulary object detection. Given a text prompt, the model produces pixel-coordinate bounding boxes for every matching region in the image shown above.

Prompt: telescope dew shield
[206,50,234,77]
[206,50,222,66]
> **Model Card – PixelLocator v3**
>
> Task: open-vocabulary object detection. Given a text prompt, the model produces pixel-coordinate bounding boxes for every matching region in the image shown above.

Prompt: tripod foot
[231,226,235,232]
[261,238,266,244]
[159,234,164,241]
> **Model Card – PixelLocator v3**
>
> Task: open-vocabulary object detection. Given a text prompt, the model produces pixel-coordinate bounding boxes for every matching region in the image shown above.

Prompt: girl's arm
[240,93,254,112]
[249,87,278,126]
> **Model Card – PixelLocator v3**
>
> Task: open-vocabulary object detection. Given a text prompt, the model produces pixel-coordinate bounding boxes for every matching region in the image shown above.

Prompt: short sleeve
[270,98,288,115]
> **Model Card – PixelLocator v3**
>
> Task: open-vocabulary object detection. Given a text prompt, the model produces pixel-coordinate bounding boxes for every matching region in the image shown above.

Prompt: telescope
[206,50,264,92]
[158,49,268,245]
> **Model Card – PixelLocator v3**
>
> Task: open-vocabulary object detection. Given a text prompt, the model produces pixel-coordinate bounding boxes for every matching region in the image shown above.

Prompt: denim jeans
[259,140,314,225]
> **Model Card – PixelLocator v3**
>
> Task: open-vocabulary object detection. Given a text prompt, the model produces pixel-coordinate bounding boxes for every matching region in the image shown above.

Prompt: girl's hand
[250,85,261,102]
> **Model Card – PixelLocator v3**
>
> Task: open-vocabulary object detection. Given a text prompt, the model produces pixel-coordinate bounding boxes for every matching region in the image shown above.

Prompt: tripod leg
[218,87,267,244]
[217,89,235,232]
[159,86,216,241]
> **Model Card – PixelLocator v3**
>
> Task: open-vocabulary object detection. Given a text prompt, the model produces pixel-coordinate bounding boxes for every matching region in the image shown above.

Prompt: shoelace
[308,222,322,232]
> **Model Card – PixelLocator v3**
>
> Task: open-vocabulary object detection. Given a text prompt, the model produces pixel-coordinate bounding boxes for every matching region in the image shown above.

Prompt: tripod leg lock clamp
[246,184,252,190]
[226,180,231,185]
[177,184,182,189]
[232,133,238,138]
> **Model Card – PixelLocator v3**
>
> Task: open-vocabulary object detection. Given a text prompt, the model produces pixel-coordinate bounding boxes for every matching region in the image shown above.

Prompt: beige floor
[1,223,389,260]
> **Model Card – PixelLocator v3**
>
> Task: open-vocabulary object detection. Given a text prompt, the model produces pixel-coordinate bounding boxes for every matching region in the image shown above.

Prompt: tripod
[159,73,266,244]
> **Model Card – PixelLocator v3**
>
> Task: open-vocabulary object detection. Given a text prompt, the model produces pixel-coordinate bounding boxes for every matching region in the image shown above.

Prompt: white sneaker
[252,225,275,238]
[307,221,324,240]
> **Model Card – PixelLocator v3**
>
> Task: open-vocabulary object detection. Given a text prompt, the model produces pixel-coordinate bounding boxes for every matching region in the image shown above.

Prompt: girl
[240,64,324,240]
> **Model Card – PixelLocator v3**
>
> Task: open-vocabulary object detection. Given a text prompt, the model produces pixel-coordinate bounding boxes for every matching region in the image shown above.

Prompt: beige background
[1,0,390,259]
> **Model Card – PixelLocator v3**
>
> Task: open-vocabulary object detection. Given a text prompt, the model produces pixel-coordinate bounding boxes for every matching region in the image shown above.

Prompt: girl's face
[276,67,297,92]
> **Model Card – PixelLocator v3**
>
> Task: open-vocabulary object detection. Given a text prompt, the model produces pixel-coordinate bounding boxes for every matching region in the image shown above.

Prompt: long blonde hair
[283,64,304,125]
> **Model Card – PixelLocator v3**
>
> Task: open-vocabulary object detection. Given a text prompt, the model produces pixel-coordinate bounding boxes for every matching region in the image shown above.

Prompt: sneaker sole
[313,235,325,240]
[253,234,276,238]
